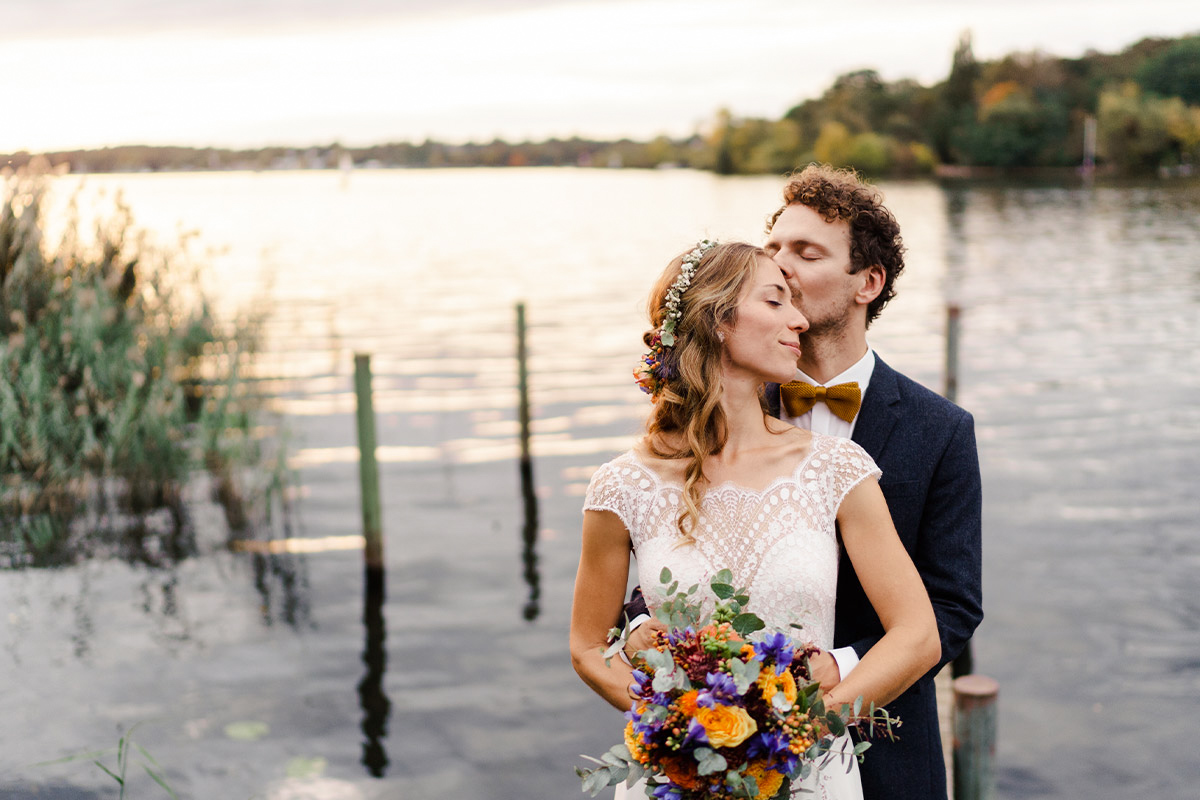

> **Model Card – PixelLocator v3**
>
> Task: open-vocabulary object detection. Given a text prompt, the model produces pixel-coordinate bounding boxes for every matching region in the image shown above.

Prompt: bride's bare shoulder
[767,421,813,454]
[631,436,689,483]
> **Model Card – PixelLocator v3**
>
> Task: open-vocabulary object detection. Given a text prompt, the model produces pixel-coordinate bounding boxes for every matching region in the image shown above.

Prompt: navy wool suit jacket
[765,356,983,800]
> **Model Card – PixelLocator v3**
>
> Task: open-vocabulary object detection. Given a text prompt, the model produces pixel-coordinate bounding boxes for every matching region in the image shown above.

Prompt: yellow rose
[696,704,758,748]
[746,761,785,800]
[757,668,798,707]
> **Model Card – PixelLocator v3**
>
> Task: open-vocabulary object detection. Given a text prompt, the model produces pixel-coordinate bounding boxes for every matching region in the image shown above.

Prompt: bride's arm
[570,509,637,711]
[826,479,941,709]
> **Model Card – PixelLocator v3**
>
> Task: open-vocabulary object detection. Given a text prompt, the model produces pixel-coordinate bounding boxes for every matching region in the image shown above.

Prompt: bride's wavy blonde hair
[643,241,767,542]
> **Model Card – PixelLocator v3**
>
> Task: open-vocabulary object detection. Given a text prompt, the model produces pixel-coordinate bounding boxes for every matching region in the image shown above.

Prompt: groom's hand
[809,650,842,692]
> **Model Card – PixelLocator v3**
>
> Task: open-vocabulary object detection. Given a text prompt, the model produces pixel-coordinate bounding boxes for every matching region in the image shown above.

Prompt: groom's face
[764,203,861,337]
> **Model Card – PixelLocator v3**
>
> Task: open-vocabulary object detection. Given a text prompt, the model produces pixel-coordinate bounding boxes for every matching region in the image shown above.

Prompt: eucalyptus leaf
[660,566,672,584]
[714,568,734,585]
[731,613,765,637]
[711,582,734,600]
[694,747,728,776]
[582,769,608,796]
[728,657,762,693]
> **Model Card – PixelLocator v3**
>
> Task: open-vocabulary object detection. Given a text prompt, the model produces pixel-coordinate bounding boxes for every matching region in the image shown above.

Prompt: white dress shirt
[780,347,878,680]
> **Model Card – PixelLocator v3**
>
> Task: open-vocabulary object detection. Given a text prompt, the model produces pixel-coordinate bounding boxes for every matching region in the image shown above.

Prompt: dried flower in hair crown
[634,238,718,396]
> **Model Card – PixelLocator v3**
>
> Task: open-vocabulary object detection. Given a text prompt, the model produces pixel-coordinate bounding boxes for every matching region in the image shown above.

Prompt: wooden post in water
[354,353,384,571]
[944,303,974,677]
[515,302,540,620]
[515,303,532,467]
[953,674,999,800]
[944,304,961,403]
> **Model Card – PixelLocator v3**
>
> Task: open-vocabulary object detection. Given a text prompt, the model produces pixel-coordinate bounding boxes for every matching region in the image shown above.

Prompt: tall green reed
[0,162,290,566]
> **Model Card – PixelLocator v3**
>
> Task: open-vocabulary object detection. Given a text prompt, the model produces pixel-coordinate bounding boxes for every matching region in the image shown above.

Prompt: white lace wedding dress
[584,433,881,800]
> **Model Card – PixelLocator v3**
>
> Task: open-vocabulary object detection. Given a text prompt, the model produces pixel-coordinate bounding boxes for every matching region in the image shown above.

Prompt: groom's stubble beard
[796,305,857,370]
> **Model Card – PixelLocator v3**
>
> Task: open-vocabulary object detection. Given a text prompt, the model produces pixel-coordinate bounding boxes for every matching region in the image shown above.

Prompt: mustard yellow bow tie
[780,381,862,423]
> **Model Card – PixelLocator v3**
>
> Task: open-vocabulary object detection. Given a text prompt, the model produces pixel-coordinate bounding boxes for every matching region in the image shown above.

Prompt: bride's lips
[781,341,801,357]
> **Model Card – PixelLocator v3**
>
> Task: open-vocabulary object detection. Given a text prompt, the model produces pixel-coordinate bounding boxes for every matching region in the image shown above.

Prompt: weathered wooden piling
[945,303,962,403]
[515,302,540,620]
[944,302,974,678]
[516,302,532,467]
[953,674,999,800]
[354,353,384,570]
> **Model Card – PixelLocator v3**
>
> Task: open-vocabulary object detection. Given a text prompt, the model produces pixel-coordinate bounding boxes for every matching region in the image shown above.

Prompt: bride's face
[720,255,808,384]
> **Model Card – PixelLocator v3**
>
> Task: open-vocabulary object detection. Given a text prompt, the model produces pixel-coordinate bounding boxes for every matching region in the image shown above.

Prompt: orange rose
[662,755,704,790]
[696,704,758,748]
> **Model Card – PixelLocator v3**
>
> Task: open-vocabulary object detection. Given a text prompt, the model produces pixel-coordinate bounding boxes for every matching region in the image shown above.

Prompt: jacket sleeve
[849,410,983,672]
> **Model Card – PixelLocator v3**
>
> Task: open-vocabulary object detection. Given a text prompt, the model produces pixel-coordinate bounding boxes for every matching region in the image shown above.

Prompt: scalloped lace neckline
[624,439,824,498]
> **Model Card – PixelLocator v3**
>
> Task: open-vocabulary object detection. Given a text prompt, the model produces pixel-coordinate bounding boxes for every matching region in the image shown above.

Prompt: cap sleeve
[583,458,634,532]
[822,436,882,516]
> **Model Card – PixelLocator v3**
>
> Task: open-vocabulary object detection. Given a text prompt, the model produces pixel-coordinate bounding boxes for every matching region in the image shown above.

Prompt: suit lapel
[851,356,902,460]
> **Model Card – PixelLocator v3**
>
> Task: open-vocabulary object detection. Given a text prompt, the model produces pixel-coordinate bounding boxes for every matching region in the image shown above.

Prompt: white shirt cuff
[829,646,860,680]
[604,613,652,666]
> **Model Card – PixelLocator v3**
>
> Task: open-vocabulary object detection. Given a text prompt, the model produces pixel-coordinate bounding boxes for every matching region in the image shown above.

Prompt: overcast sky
[3,0,1199,152]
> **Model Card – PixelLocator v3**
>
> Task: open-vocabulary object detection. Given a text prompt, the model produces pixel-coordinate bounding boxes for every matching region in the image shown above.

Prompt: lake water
[2,168,1198,799]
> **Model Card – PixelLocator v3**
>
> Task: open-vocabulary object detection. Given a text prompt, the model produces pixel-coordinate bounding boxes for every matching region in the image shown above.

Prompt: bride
[569,240,940,799]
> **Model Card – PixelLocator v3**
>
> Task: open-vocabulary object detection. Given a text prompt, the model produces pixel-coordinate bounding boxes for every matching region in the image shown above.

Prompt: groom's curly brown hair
[767,163,906,327]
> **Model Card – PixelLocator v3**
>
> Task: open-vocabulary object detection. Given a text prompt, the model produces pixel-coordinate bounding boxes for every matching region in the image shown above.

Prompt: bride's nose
[789,307,809,333]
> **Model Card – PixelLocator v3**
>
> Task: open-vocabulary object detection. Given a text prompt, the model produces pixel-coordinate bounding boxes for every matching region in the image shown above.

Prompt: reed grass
[0,162,289,566]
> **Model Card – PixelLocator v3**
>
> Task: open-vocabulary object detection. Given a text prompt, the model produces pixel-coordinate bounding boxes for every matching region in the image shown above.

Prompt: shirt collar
[794,346,876,392]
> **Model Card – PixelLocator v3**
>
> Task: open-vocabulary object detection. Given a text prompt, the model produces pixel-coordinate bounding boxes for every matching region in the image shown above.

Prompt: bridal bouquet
[577,569,895,800]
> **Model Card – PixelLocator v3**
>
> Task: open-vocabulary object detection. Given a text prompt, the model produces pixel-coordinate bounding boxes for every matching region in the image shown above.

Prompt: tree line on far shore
[4,31,1198,178]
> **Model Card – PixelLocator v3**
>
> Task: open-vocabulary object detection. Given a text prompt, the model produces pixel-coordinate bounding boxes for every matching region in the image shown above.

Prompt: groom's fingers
[809,650,843,692]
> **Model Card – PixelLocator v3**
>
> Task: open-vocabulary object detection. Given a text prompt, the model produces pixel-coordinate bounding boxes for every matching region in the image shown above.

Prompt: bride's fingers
[624,619,667,655]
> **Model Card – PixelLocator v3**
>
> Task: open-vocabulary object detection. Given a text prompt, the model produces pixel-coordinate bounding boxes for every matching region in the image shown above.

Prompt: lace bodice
[584,433,881,649]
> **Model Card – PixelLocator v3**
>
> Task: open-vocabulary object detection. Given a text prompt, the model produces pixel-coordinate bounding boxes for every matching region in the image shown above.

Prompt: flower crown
[634,238,718,397]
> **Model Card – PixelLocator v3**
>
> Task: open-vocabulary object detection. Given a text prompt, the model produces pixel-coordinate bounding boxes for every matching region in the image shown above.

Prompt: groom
[623,164,982,800]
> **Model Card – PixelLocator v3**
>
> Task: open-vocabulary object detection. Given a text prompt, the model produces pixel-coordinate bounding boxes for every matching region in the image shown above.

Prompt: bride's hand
[623,618,667,660]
